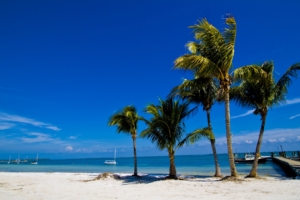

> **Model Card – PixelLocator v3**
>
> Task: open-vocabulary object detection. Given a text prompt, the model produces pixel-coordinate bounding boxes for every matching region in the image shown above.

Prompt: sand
[0,172,299,200]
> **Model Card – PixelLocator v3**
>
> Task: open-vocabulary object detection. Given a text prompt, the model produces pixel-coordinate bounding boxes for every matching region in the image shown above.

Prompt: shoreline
[0,172,299,200]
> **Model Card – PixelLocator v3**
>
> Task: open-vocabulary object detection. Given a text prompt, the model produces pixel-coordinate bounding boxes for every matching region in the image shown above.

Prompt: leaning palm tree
[108,105,144,176]
[174,15,238,177]
[169,77,222,177]
[232,61,300,177]
[141,98,210,179]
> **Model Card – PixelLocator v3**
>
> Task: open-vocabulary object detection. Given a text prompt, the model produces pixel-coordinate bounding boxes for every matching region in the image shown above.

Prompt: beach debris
[220,176,244,182]
[94,172,120,180]
[82,172,120,182]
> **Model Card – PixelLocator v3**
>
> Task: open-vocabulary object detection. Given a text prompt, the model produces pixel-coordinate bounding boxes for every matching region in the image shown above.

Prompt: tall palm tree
[141,98,210,179]
[169,77,222,177]
[108,105,144,176]
[174,15,238,177]
[232,61,300,177]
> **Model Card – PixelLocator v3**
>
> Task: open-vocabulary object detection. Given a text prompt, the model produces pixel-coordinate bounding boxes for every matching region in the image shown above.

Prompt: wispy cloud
[46,126,61,131]
[290,114,300,119]
[0,122,15,130]
[216,128,300,145]
[21,132,54,143]
[69,136,77,139]
[286,98,300,105]
[231,109,255,119]
[231,98,300,120]
[0,112,60,131]
[65,146,73,151]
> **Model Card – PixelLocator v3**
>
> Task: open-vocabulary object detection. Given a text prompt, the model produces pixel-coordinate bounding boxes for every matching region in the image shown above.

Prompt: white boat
[7,155,11,164]
[16,155,20,164]
[104,148,117,165]
[234,153,267,163]
[31,154,38,165]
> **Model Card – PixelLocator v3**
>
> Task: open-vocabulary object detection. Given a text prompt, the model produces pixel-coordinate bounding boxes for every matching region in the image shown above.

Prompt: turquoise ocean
[0,153,287,177]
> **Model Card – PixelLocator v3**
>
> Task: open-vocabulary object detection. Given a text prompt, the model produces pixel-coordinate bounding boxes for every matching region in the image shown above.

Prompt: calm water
[0,153,286,177]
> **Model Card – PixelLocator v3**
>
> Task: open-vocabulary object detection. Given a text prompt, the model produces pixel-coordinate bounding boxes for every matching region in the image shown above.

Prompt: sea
[0,153,288,177]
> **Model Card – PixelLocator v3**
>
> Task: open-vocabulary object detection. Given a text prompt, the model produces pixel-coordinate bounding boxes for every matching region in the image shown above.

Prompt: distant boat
[16,155,20,164]
[234,153,267,163]
[23,156,28,163]
[104,148,117,165]
[7,155,11,164]
[31,154,38,165]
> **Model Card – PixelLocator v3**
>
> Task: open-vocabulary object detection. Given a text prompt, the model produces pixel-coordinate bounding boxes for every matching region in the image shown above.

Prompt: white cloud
[279,138,286,142]
[45,126,61,131]
[69,136,77,139]
[75,148,91,153]
[231,109,255,119]
[0,122,15,130]
[216,128,300,145]
[297,136,300,141]
[285,98,300,105]
[268,139,277,142]
[0,112,60,131]
[65,146,73,151]
[290,114,300,119]
[230,98,300,120]
[21,132,54,143]
[245,140,253,144]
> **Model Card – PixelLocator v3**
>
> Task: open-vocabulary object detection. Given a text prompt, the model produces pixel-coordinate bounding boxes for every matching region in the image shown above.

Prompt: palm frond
[108,105,142,136]
[276,63,300,91]
[220,15,236,72]
[174,54,219,77]
[142,98,194,152]
[169,77,218,111]
[273,63,300,103]
[174,16,238,84]
[233,65,267,84]
[177,127,212,148]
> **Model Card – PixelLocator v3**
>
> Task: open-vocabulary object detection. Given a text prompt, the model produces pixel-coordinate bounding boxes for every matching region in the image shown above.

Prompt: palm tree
[169,77,222,177]
[174,15,238,177]
[108,105,144,176]
[141,98,210,179]
[232,61,300,177]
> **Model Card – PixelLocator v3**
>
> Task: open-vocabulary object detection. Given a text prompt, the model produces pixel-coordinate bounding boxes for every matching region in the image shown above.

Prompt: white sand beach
[0,172,299,200]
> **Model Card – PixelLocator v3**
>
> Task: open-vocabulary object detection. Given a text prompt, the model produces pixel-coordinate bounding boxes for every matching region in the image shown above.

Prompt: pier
[272,156,300,177]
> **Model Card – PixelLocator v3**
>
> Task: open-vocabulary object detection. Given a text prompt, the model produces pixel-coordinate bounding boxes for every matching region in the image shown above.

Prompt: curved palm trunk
[224,87,238,177]
[210,139,222,177]
[247,111,267,178]
[168,149,177,179]
[206,110,222,177]
[132,134,138,176]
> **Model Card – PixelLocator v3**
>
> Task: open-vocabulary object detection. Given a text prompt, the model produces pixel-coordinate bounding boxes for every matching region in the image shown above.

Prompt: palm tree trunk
[132,134,138,176]
[247,111,267,178]
[206,110,222,177]
[224,87,238,177]
[210,139,222,177]
[168,149,177,179]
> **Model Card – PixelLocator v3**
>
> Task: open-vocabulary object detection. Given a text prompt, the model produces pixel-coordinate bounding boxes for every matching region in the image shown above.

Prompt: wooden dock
[272,157,300,177]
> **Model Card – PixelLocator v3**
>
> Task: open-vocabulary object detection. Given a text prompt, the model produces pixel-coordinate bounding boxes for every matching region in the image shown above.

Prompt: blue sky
[0,0,300,159]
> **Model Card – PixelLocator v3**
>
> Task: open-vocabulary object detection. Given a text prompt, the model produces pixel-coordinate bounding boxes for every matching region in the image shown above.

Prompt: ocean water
[0,153,286,177]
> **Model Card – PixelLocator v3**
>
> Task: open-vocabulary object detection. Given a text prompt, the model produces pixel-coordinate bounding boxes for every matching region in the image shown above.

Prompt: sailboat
[16,155,20,164]
[7,155,11,164]
[31,154,38,165]
[104,148,117,165]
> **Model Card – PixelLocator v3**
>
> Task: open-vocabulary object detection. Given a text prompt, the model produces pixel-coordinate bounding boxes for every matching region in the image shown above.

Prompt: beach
[0,172,299,200]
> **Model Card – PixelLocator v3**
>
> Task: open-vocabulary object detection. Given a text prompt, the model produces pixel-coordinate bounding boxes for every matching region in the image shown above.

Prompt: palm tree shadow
[119,175,165,184]
[119,174,219,184]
